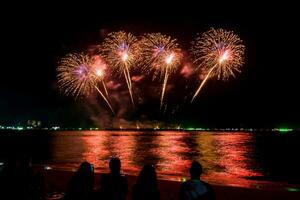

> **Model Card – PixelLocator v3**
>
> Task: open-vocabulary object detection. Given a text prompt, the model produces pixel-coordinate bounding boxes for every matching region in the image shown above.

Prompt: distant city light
[44,166,52,170]
[16,127,24,131]
[184,127,206,131]
[278,128,293,133]
[88,128,99,131]
[286,187,300,192]
[0,125,297,132]
[51,126,60,130]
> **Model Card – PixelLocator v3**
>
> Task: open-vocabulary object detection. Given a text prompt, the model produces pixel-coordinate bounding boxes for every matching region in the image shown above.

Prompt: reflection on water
[2,130,300,187]
[48,131,264,187]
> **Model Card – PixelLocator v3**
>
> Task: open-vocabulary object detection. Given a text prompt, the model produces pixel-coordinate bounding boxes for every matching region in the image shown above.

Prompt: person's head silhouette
[189,161,202,180]
[109,157,121,175]
[137,164,157,187]
[65,162,94,200]
[78,162,93,176]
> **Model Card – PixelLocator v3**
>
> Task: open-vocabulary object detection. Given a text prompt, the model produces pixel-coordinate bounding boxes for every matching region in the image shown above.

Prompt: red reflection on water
[79,131,192,178]
[80,131,110,169]
[204,132,263,187]
[215,133,262,176]
[50,131,263,187]
[80,131,139,173]
[105,132,138,172]
[155,132,191,179]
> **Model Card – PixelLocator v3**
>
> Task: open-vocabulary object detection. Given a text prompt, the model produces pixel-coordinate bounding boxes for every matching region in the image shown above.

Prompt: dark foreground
[42,168,299,200]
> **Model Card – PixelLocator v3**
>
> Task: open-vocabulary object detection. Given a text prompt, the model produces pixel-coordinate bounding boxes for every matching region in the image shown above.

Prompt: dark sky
[1,2,299,128]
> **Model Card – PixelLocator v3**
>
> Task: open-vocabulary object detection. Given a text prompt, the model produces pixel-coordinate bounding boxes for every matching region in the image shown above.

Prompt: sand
[40,168,300,200]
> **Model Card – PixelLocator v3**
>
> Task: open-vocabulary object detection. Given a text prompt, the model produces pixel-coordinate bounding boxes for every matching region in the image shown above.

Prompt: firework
[191,28,245,102]
[139,33,181,108]
[57,53,115,114]
[57,53,95,98]
[100,31,140,106]
[91,55,109,97]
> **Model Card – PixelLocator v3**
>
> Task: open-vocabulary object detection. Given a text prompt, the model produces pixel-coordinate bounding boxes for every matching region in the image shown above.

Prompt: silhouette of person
[132,164,160,200]
[180,161,215,200]
[0,154,45,200]
[64,162,95,200]
[100,157,128,200]
[0,156,17,200]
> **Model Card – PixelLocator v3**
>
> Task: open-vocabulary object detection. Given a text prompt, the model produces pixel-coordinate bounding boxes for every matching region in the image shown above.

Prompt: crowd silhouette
[0,155,215,200]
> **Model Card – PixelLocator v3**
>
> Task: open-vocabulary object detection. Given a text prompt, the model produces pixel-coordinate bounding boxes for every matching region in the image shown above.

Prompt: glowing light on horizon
[278,128,293,133]
[286,187,300,192]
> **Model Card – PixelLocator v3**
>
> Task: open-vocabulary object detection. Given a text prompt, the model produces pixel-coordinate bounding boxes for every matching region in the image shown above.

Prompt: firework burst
[191,28,245,102]
[57,53,115,114]
[91,55,109,97]
[139,33,182,108]
[57,53,95,98]
[100,31,140,106]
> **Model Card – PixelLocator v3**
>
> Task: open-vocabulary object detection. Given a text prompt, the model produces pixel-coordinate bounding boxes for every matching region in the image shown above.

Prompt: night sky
[1,3,299,128]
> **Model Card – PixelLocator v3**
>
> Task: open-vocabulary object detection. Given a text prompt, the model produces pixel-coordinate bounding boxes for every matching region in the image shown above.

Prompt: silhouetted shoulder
[100,173,128,200]
[101,173,127,185]
[132,183,160,200]
[180,180,215,200]
[202,181,215,200]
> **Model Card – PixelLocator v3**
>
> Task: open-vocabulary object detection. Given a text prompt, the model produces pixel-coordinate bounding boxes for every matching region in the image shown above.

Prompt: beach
[42,168,300,200]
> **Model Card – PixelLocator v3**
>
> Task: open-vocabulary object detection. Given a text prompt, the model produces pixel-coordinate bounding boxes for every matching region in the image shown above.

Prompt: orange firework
[57,53,95,98]
[100,31,140,106]
[57,53,115,114]
[139,33,182,108]
[90,55,109,97]
[191,28,245,102]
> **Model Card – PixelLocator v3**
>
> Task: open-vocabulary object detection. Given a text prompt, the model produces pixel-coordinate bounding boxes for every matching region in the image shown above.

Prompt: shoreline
[39,167,300,200]
[1,129,298,133]
[39,164,300,188]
